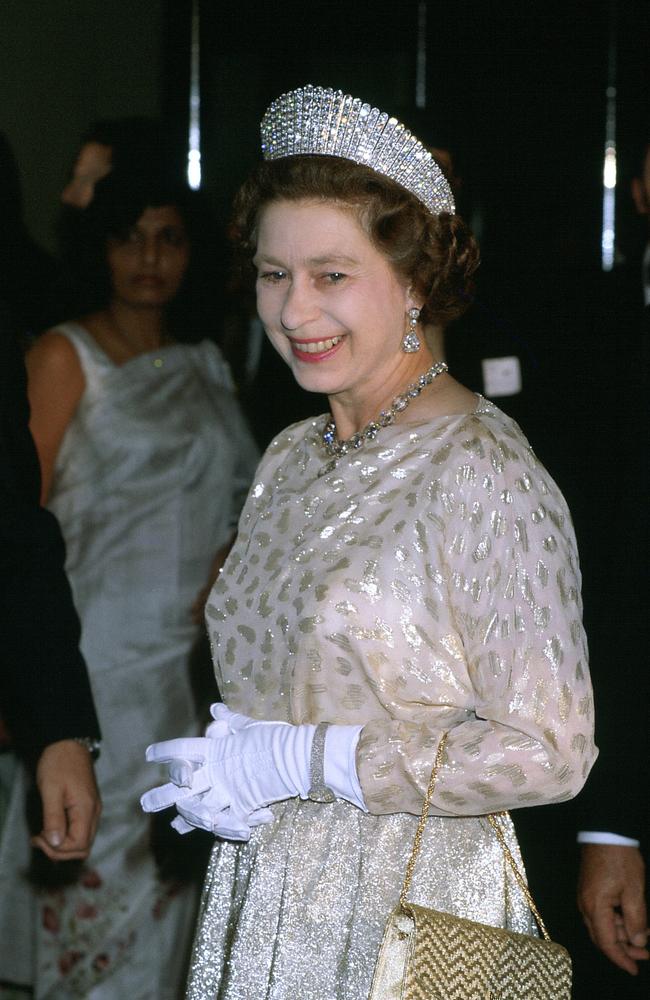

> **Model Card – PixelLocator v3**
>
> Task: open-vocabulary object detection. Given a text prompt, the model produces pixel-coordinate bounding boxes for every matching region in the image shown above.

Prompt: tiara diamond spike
[347,103,371,161]
[342,98,363,158]
[304,90,318,150]
[356,106,381,165]
[360,111,390,168]
[336,94,355,155]
[308,87,327,150]
[260,85,455,217]
[321,88,339,148]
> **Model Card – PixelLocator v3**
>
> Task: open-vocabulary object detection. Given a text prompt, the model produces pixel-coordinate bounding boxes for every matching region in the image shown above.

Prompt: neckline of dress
[68,321,184,369]
[315,392,491,439]
[310,394,492,477]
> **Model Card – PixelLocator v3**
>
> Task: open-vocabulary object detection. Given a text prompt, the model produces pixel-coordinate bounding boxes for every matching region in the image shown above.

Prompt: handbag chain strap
[398,731,551,941]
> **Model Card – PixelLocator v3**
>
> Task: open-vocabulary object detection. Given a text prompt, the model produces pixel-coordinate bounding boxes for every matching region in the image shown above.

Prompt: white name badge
[481,356,522,397]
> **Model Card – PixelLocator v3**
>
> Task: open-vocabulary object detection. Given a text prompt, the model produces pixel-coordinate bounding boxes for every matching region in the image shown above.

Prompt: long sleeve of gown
[356,419,597,816]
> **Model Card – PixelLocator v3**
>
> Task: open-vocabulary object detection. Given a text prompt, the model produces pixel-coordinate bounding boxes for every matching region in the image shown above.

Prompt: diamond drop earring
[402,307,421,353]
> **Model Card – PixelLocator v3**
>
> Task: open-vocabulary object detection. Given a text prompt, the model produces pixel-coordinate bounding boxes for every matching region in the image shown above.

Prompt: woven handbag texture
[403,903,571,1000]
[369,904,572,1000]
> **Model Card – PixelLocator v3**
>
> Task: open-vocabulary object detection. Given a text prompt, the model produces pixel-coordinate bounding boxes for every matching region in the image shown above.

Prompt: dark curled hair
[60,171,223,341]
[231,155,480,325]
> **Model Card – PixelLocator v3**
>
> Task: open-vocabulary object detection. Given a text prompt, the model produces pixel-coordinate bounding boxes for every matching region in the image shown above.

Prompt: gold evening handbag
[368,733,572,1000]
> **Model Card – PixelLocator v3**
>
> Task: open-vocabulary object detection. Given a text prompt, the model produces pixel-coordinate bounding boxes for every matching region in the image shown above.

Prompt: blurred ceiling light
[601,7,617,272]
[187,0,201,190]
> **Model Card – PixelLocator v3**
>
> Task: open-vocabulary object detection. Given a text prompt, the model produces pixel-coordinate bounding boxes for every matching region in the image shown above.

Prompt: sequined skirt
[186,798,535,1000]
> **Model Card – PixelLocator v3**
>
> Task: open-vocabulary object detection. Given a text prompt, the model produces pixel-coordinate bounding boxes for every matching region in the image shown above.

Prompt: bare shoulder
[26,330,86,419]
[27,330,84,385]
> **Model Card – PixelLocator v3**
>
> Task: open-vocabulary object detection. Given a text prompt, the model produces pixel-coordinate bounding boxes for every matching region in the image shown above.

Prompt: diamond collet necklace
[318,360,448,476]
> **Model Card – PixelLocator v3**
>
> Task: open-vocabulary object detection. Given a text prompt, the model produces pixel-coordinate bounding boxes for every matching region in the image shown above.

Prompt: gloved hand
[141,719,259,840]
[141,705,366,842]
[171,792,274,841]
[140,708,313,841]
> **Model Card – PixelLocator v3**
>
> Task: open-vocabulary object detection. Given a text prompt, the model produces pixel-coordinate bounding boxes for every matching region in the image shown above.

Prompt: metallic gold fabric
[188,399,595,998]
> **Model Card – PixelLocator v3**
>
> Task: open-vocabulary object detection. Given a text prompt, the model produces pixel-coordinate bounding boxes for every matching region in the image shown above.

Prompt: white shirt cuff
[324,724,367,811]
[577,831,641,847]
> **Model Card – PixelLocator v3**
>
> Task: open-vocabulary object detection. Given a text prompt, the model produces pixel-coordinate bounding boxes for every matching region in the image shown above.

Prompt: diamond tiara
[260,85,455,217]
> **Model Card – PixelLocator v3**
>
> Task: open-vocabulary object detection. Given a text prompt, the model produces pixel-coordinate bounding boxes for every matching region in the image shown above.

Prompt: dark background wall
[2,0,647,265]
[1,0,164,251]
[190,0,649,269]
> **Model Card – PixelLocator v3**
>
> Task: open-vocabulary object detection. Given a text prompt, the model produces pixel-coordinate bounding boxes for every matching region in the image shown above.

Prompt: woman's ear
[405,288,424,314]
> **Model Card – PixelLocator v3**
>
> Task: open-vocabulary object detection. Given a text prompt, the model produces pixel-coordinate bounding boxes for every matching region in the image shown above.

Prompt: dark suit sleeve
[571,466,649,842]
[0,325,100,761]
[502,267,648,846]
[568,282,649,843]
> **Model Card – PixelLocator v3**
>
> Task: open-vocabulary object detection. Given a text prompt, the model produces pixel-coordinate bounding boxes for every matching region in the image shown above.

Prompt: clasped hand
[140,704,313,841]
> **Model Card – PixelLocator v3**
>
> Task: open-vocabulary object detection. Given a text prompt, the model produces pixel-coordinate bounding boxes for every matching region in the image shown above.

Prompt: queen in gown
[143,88,597,1000]
[0,176,258,999]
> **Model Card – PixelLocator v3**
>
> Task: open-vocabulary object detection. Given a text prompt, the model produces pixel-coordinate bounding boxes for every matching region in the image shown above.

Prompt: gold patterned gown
[187,397,596,1000]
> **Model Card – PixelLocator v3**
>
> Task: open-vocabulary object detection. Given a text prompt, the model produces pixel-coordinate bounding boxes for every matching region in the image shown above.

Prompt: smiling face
[254,199,423,417]
[106,205,190,309]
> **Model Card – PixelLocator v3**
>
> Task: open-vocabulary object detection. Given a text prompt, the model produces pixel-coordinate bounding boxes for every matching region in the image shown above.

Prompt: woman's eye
[259,271,286,283]
[323,272,346,284]
[109,229,141,249]
[161,228,187,247]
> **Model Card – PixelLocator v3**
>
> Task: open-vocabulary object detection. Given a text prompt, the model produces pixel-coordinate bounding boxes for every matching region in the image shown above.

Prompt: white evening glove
[141,704,366,842]
[140,714,272,840]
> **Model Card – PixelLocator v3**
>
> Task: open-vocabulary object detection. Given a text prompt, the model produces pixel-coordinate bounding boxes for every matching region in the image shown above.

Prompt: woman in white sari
[0,175,258,999]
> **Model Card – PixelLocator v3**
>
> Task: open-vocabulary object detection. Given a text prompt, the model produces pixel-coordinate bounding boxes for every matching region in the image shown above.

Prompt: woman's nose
[141,237,160,266]
[279,280,318,331]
